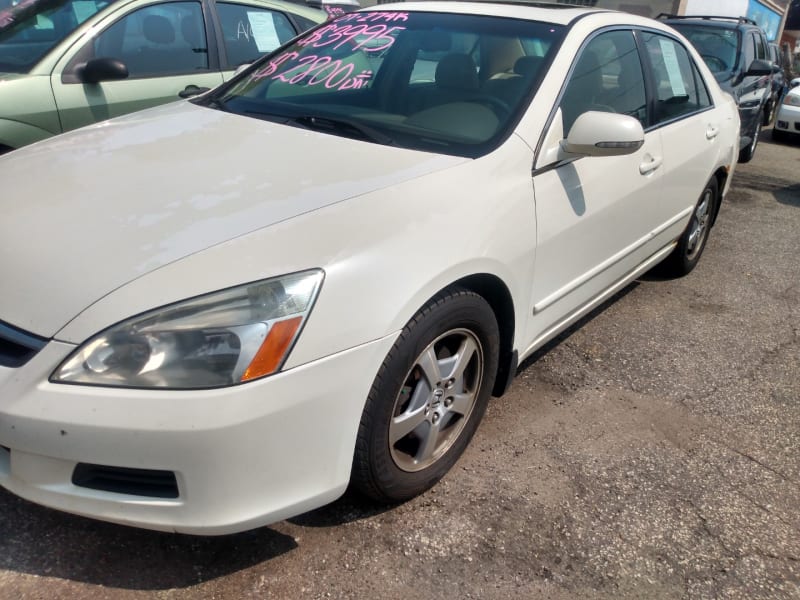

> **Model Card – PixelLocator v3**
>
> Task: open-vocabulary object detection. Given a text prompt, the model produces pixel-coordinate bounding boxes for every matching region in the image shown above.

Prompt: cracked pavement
[1,129,799,599]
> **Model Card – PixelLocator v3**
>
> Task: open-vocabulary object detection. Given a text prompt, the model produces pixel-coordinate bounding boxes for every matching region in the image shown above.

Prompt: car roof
[367,1,602,26]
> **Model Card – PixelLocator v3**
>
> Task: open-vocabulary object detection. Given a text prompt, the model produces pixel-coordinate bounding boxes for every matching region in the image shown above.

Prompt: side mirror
[560,111,644,158]
[791,78,800,89]
[746,59,773,77]
[79,57,129,84]
[771,63,782,74]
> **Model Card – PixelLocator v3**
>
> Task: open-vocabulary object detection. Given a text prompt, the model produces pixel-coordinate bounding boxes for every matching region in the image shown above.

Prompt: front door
[527,29,665,344]
[51,0,223,133]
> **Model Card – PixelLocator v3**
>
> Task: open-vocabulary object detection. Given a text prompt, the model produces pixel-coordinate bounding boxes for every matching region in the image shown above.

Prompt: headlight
[51,270,324,389]
[783,94,800,107]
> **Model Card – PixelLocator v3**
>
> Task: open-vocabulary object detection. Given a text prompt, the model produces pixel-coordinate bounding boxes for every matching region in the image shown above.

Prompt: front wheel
[658,177,718,277]
[351,288,499,503]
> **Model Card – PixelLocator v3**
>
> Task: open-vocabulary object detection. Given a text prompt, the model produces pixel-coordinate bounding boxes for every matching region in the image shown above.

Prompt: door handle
[178,85,210,99]
[639,155,662,175]
[706,125,720,140]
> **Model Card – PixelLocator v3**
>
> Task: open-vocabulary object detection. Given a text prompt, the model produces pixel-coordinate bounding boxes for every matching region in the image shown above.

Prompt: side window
[643,33,711,124]
[93,2,208,78]
[743,32,756,67]
[559,30,646,135]
[216,4,296,68]
[753,32,767,61]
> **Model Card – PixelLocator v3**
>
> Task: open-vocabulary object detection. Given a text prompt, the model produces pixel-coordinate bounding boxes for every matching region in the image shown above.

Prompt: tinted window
[0,0,110,73]
[643,33,711,124]
[753,32,767,60]
[670,24,739,73]
[217,3,296,68]
[92,2,208,78]
[560,30,647,134]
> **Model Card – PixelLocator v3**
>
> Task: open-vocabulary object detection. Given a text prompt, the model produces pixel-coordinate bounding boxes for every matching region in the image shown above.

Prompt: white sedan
[773,86,800,142]
[0,2,739,534]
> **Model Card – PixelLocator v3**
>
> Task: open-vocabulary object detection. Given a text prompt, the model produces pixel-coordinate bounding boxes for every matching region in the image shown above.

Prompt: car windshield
[670,24,740,76]
[0,0,111,73]
[202,11,564,157]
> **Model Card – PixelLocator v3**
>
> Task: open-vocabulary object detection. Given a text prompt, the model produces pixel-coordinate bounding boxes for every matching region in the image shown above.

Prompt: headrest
[435,54,479,90]
[143,15,175,45]
[514,55,543,77]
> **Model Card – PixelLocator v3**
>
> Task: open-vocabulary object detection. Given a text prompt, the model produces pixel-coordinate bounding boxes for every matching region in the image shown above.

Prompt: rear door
[213,1,313,81]
[639,31,720,239]
[51,0,223,133]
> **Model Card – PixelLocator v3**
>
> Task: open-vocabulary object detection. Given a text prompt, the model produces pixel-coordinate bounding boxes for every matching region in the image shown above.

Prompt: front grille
[0,321,47,368]
[72,463,180,499]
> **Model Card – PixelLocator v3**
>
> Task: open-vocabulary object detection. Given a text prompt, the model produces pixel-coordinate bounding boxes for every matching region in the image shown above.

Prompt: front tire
[351,288,499,503]
[658,176,718,277]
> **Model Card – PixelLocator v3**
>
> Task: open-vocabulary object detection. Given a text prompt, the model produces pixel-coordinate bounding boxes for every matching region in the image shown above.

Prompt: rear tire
[351,288,499,503]
[658,176,718,277]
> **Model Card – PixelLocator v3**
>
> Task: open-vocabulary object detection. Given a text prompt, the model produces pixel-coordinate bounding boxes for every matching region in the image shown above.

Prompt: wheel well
[453,273,516,397]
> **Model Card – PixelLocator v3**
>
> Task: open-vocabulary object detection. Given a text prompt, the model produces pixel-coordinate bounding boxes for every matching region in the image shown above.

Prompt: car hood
[0,101,466,338]
[0,72,27,83]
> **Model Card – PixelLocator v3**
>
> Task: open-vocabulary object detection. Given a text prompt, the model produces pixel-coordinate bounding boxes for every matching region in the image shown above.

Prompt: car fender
[55,135,539,371]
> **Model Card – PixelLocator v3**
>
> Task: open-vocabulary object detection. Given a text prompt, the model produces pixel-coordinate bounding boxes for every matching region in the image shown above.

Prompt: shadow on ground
[0,489,296,590]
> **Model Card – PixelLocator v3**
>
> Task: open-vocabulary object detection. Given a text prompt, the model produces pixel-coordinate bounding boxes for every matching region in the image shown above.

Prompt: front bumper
[775,103,800,135]
[0,334,397,535]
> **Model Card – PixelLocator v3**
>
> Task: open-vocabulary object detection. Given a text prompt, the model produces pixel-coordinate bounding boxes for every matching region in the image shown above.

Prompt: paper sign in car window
[35,14,53,28]
[659,39,687,97]
[72,0,98,24]
[247,11,280,53]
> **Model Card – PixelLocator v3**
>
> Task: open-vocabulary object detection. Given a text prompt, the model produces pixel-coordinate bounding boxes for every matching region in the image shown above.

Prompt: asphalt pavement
[1,127,798,600]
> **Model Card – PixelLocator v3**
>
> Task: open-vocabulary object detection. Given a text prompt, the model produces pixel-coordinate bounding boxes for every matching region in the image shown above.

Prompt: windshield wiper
[289,115,394,146]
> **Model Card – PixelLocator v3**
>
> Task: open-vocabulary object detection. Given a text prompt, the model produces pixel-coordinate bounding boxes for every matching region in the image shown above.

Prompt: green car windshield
[204,11,564,158]
[0,0,111,73]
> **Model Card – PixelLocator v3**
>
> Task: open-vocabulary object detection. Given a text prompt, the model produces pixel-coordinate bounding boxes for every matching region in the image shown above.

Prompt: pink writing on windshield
[324,6,346,17]
[251,53,374,90]
[251,52,300,80]
[273,55,373,89]
[336,12,408,23]
[297,22,405,52]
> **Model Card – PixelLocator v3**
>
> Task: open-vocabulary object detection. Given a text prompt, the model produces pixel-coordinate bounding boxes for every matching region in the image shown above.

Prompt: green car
[0,0,325,153]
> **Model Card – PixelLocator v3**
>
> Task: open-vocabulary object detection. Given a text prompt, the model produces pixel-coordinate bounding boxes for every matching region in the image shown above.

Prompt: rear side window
[216,3,297,68]
[642,33,711,124]
[752,31,767,61]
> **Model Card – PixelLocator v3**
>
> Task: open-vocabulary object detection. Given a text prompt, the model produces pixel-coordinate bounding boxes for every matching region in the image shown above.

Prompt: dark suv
[660,15,777,163]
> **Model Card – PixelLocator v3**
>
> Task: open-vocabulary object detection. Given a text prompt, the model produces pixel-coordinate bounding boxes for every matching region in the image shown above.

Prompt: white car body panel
[0,3,740,534]
[0,102,465,338]
[774,88,800,136]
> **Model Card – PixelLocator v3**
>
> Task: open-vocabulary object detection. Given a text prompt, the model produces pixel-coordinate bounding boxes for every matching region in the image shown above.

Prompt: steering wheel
[700,54,728,72]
